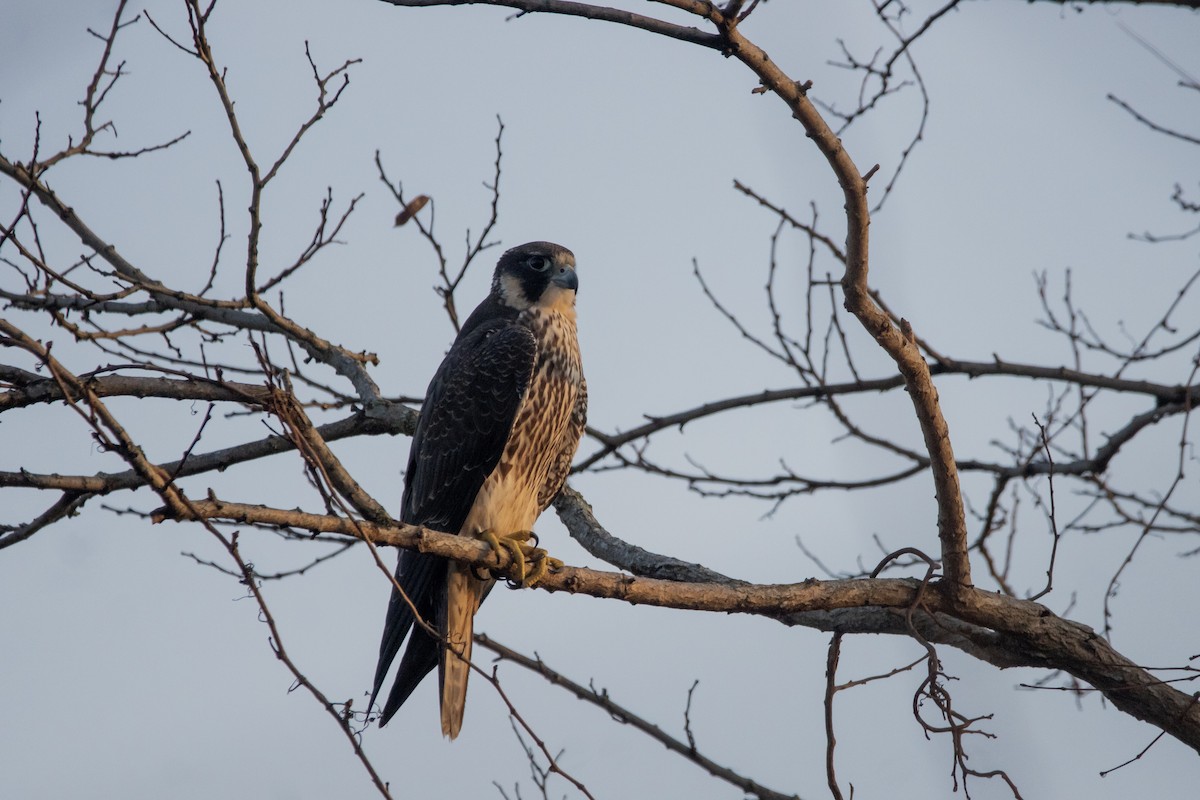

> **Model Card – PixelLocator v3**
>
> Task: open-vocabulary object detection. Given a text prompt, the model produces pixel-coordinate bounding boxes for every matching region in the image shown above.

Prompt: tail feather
[371,546,494,737]
[439,563,486,739]
[381,619,440,724]
[371,550,445,726]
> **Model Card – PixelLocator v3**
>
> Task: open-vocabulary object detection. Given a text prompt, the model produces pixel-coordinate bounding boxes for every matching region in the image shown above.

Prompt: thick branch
[555,486,1058,670]
[180,495,1200,753]
[177,497,932,614]
[711,15,973,590]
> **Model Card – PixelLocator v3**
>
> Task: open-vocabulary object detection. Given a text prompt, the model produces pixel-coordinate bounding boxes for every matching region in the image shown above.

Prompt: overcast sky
[2,2,1198,798]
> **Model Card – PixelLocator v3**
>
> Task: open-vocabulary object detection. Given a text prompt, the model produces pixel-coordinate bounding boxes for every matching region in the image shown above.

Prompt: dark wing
[370,317,537,725]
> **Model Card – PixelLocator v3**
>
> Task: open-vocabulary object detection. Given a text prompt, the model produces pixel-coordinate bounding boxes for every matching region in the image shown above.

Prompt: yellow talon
[477,530,561,588]
[524,551,563,586]
[479,529,527,585]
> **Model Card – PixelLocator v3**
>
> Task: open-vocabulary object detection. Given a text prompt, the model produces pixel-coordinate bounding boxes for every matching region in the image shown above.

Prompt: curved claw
[523,551,564,586]
[479,529,529,585]
[477,529,560,588]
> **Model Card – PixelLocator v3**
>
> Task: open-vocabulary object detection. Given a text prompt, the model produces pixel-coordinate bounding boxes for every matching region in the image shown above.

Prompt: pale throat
[536,284,577,319]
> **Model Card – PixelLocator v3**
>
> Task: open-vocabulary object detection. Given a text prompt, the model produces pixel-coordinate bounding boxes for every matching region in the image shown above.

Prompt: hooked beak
[551,265,579,293]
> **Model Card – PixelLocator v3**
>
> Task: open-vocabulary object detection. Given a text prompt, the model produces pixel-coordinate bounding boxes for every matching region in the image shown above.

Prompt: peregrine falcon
[370,241,587,739]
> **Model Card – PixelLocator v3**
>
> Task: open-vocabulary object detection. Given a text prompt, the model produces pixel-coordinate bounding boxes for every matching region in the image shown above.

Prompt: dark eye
[525,255,551,272]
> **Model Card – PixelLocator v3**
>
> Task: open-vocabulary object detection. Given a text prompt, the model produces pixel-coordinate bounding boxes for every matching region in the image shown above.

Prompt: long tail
[371,550,444,726]
[439,563,486,739]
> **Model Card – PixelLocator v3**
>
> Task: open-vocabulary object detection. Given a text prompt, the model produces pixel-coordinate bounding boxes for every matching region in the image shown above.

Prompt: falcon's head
[493,241,578,313]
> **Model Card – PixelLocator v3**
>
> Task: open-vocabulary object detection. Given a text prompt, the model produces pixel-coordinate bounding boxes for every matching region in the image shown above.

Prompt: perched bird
[370,241,587,739]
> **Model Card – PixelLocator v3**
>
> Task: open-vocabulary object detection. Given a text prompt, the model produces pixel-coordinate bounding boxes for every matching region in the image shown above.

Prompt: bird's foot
[477,529,563,588]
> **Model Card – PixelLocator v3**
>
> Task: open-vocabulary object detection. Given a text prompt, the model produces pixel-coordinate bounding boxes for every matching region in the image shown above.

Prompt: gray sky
[2,1,1198,798]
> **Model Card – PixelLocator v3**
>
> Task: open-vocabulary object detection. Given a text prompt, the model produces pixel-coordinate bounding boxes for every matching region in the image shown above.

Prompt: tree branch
[173,494,1200,753]
[377,0,723,49]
